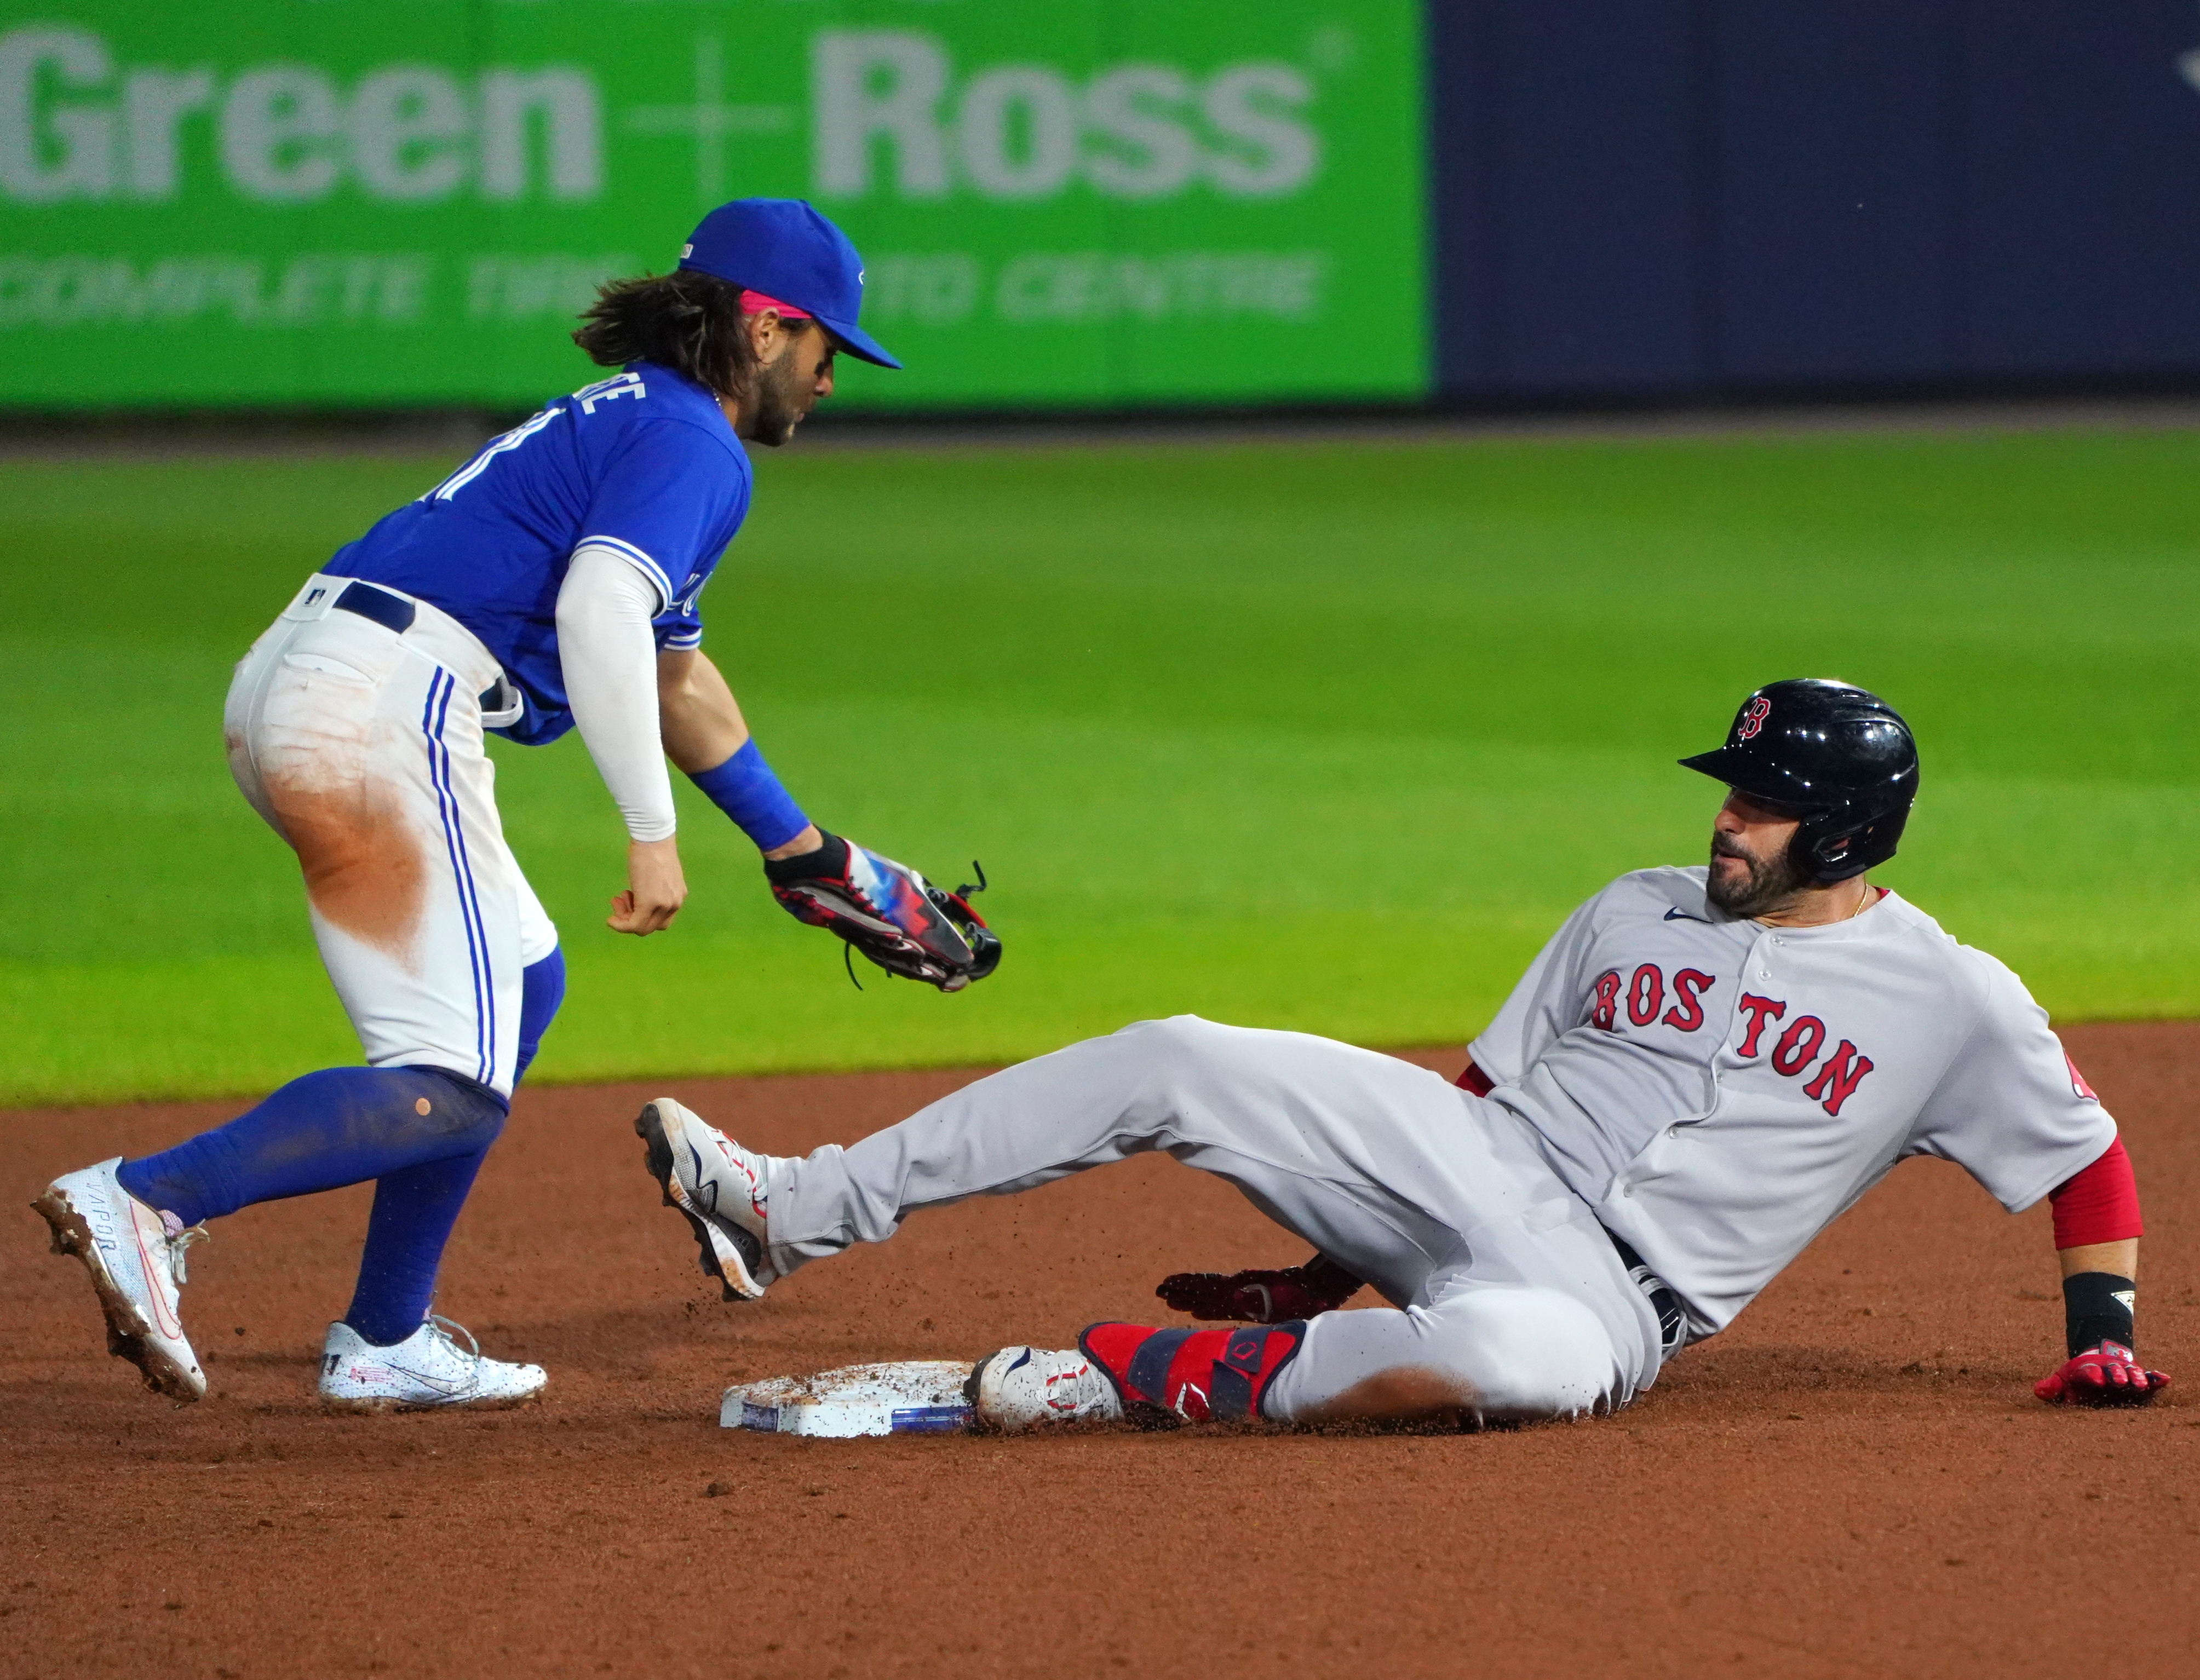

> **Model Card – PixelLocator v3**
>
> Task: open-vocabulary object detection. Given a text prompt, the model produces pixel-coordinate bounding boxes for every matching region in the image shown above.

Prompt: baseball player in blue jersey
[33,199,993,1411]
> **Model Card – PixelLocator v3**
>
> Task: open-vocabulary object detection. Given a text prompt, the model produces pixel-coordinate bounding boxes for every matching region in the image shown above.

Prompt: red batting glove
[2034,1342,2170,1407]
[1156,1256,1365,1324]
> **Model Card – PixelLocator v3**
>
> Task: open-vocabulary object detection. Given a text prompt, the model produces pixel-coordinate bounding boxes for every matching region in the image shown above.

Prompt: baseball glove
[765,832,1001,993]
[1155,1253,1366,1324]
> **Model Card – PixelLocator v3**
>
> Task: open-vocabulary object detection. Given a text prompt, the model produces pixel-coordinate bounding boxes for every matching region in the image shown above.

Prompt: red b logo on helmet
[1736,697,1772,741]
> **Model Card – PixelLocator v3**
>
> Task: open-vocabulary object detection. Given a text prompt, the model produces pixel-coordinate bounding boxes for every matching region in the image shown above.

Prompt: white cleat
[318,1316,546,1412]
[634,1097,783,1300]
[966,1346,1125,1433]
[32,1158,208,1403]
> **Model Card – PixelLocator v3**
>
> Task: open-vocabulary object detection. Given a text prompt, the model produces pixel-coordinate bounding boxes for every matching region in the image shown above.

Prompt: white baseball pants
[223,574,558,1099]
[768,1016,1665,1424]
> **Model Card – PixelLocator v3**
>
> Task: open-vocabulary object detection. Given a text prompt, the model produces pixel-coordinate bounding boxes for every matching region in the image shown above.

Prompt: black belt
[1606,1228,1690,1361]
[333,579,416,635]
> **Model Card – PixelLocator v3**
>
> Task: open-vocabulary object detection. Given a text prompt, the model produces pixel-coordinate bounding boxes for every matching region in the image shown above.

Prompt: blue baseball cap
[676,198,900,370]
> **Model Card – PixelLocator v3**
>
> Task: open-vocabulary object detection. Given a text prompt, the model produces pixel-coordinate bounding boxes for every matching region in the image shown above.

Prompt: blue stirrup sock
[116,1066,507,1229]
[116,1065,509,1349]
[687,738,809,851]
[114,951,567,1349]
[344,1147,493,1346]
[332,952,565,1347]
[337,945,560,1344]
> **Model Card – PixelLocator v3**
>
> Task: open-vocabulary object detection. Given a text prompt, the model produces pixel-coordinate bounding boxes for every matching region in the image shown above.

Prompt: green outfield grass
[2,424,2195,1105]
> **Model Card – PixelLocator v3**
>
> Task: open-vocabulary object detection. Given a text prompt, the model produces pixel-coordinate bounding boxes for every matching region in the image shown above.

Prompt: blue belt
[332,579,416,635]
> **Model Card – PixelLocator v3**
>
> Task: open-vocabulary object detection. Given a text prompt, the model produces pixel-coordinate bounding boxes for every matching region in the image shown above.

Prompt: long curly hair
[572,270,763,403]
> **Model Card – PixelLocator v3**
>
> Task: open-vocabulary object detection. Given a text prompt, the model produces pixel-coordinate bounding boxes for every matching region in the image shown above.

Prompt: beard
[1705,831,1811,918]
[740,347,814,447]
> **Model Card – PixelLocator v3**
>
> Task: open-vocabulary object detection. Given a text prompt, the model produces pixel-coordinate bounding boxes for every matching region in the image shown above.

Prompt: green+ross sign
[0,2,1429,409]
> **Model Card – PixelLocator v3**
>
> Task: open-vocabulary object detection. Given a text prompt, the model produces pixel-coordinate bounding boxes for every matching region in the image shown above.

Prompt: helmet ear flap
[1786,811,1847,882]
[1790,804,1910,884]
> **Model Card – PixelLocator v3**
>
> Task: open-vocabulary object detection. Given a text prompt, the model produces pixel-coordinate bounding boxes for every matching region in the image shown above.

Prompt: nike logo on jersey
[1663,907,1709,922]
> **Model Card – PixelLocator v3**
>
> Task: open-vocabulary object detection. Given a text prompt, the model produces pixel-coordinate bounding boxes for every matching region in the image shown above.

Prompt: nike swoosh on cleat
[381,1363,469,1397]
[685,1143,721,1216]
[130,1218,183,1340]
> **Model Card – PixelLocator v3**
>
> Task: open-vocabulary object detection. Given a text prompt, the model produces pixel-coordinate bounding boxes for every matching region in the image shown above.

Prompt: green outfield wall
[0,2,1430,408]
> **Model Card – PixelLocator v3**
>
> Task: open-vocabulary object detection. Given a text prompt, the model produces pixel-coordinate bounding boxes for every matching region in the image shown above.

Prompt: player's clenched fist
[608,836,688,935]
[1156,1255,1365,1323]
[2035,1342,2169,1407]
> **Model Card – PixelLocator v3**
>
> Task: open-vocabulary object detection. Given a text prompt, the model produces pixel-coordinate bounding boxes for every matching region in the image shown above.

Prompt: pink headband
[739,289,812,320]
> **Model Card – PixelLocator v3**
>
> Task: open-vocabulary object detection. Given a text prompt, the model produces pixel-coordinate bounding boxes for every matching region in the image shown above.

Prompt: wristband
[687,739,809,853]
[764,830,848,883]
[2063,1270,2136,1357]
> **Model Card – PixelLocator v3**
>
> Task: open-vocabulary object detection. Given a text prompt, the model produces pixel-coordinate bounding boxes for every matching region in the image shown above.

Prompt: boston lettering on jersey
[1468,864,2118,1337]
[1588,961,1875,1117]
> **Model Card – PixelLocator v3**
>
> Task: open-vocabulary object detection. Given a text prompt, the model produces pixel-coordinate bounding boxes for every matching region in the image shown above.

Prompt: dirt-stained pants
[224,574,557,1100]
[767,1017,1664,1424]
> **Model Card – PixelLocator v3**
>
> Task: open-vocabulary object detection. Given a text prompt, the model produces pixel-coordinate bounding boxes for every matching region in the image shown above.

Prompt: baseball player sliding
[33,199,993,1412]
[640,680,2164,1429]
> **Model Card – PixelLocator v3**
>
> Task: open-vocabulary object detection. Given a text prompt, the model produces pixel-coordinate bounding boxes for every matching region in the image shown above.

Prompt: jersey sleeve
[577,419,750,613]
[1905,953,2118,1212]
[1467,891,1606,1085]
[654,596,705,653]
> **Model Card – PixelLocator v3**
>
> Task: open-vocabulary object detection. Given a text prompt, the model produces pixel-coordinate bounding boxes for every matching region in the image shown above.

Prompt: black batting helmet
[1680,679,1918,882]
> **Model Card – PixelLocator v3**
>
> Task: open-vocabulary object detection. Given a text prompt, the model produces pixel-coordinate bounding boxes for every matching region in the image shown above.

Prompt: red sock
[1078,1321,1306,1422]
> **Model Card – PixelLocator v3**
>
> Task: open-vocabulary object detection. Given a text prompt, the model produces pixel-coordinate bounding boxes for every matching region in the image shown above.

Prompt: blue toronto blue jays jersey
[323,363,751,745]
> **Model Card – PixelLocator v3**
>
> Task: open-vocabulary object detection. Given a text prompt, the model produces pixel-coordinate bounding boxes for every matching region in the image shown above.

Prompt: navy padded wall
[1426,0,2200,395]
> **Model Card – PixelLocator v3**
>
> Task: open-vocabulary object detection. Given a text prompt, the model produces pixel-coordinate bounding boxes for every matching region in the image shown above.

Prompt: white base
[721,1360,975,1437]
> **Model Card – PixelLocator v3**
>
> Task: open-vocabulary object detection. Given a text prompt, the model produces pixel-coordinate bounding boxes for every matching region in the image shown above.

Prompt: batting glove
[2034,1341,2169,1407]
[1156,1255,1364,1324]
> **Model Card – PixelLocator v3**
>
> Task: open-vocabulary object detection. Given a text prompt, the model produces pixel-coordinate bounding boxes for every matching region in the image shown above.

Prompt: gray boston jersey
[1468,867,2115,1338]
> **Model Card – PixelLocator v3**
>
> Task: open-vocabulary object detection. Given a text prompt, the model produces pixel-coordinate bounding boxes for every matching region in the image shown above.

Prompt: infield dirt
[4,1023,2195,1680]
